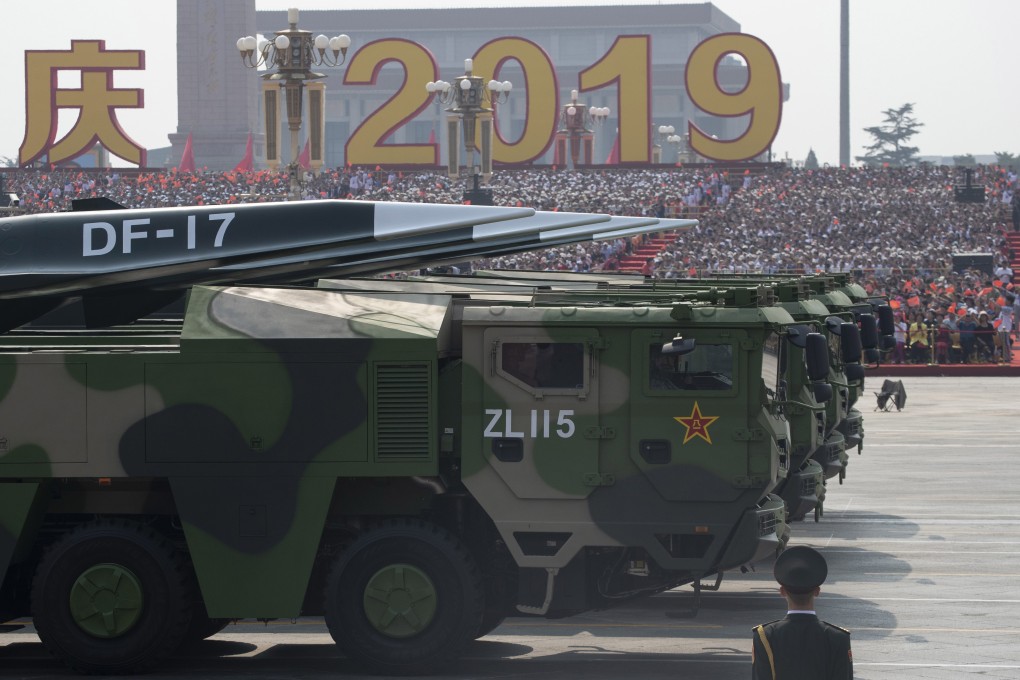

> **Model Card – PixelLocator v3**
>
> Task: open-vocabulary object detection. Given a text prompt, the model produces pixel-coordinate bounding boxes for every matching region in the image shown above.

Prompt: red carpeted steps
[619,233,679,272]
[1006,232,1020,273]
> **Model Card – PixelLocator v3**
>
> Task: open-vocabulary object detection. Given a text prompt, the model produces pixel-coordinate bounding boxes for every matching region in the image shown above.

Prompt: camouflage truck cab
[458,296,792,614]
[506,277,836,523]
[674,274,883,485]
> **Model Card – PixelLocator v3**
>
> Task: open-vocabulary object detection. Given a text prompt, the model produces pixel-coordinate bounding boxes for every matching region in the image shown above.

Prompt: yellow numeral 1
[580,36,651,163]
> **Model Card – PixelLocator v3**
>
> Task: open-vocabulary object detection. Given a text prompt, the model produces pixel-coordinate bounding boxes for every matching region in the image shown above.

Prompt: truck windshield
[648,343,733,391]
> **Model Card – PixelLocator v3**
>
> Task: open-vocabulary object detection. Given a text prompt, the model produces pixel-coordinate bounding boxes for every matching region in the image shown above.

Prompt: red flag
[298,138,311,170]
[178,133,195,173]
[604,130,620,165]
[428,128,436,146]
[235,132,253,172]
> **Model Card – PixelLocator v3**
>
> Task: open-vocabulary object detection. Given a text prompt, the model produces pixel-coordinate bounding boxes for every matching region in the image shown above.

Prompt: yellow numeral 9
[685,33,782,162]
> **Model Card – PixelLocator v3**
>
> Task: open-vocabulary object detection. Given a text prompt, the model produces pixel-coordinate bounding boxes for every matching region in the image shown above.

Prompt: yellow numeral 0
[472,37,559,164]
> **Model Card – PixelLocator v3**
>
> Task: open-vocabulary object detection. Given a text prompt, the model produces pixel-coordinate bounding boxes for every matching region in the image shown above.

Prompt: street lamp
[554,90,609,169]
[654,124,692,165]
[236,7,351,198]
[426,58,512,193]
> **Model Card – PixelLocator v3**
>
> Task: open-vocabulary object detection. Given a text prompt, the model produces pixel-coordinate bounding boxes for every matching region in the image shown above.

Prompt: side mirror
[876,304,895,336]
[805,333,829,382]
[845,363,866,381]
[859,314,879,349]
[840,323,862,364]
[785,324,812,348]
[662,336,696,356]
[806,333,832,403]
[812,382,833,403]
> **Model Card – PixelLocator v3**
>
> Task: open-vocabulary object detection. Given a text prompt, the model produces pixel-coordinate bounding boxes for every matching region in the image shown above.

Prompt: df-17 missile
[303,217,697,282]
[204,210,614,285]
[0,199,533,331]
[0,199,535,299]
[322,215,697,279]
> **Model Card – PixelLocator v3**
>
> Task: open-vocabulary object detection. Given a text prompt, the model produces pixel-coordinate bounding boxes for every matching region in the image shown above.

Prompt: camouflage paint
[0,483,44,592]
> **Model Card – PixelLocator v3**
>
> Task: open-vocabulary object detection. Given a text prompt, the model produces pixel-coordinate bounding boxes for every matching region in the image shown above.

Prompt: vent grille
[375,363,432,458]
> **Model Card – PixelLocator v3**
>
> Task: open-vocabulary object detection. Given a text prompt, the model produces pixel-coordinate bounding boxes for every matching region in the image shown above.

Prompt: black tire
[475,612,507,639]
[323,519,483,675]
[474,547,515,639]
[182,614,232,645]
[31,519,193,674]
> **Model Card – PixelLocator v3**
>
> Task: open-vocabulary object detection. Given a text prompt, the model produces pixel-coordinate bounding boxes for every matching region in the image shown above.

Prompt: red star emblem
[674,402,719,445]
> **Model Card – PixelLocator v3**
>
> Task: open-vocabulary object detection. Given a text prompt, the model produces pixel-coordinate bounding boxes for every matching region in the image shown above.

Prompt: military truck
[730,273,895,458]
[0,200,828,675]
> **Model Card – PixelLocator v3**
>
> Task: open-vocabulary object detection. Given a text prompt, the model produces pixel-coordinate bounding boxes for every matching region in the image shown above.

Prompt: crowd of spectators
[6,161,1017,362]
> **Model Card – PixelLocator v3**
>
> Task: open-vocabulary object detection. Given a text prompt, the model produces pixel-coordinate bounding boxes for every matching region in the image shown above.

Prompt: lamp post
[554,90,609,169]
[236,7,350,199]
[653,124,693,165]
[426,59,512,200]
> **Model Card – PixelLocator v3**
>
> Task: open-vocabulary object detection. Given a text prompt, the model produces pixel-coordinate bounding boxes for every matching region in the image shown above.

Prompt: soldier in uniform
[751,545,853,679]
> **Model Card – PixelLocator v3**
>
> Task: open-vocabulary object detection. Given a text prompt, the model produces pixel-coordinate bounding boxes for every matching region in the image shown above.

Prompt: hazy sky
[3,0,1016,166]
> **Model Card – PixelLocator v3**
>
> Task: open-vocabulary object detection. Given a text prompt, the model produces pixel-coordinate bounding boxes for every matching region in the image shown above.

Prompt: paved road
[3,376,1018,679]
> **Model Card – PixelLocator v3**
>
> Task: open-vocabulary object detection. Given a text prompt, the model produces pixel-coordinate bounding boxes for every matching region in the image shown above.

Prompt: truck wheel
[31,519,192,674]
[323,519,483,674]
[182,614,232,645]
[179,579,232,645]
[475,612,507,639]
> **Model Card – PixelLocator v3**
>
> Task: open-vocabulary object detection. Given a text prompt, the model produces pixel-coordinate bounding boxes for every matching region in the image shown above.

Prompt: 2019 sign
[342,32,782,167]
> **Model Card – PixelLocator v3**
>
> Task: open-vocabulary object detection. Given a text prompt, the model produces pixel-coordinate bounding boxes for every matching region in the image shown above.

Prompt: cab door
[629,328,746,503]
[479,327,601,499]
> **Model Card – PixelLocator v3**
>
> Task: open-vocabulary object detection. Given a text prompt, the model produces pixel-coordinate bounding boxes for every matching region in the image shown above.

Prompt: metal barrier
[909,326,1013,365]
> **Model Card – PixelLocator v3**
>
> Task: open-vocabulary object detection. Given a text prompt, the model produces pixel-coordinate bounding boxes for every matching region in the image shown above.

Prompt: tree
[856,103,924,167]
[0,156,17,168]
[953,154,976,167]
[994,151,1017,165]
[804,148,819,169]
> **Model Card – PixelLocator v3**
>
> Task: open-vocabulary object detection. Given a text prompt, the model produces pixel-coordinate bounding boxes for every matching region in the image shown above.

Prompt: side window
[648,342,734,391]
[501,342,585,390]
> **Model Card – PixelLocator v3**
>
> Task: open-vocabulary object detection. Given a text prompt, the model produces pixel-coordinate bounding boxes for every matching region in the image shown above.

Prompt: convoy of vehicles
[0,197,887,674]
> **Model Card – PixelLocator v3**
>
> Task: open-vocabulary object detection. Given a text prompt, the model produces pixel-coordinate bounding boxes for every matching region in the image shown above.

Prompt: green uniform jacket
[752,613,852,679]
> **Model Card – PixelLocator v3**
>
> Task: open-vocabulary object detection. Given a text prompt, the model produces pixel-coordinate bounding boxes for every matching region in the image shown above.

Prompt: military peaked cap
[774,545,827,593]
